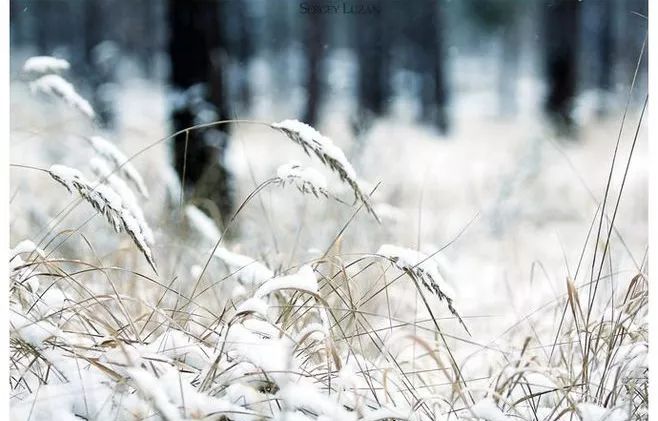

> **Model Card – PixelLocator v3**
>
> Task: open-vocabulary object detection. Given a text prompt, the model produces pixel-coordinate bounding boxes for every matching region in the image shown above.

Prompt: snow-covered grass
[9,58,648,420]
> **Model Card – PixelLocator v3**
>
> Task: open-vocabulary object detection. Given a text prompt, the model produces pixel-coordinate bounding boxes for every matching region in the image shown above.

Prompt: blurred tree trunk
[355,4,389,130]
[168,0,233,224]
[617,0,647,95]
[9,0,26,46]
[597,0,613,92]
[33,0,61,54]
[428,0,449,133]
[84,0,116,127]
[267,0,293,102]
[303,5,325,125]
[403,0,449,133]
[543,0,582,134]
[596,0,614,116]
[235,0,253,112]
[497,19,520,117]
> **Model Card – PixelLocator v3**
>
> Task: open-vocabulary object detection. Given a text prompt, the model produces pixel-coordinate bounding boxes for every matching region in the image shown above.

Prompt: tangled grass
[9,58,648,421]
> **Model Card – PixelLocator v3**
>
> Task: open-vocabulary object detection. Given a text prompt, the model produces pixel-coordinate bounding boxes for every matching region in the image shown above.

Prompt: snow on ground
[9,67,647,420]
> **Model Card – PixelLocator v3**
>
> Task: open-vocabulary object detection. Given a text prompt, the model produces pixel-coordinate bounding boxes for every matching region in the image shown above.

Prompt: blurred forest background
[9,0,648,219]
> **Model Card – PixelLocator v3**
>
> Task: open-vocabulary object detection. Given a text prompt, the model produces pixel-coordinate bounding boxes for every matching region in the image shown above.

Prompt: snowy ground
[9,64,648,421]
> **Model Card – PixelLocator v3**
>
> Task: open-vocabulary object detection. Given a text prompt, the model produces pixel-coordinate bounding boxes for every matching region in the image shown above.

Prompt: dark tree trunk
[597,0,614,92]
[235,0,253,112]
[402,0,449,133]
[355,3,389,130]
[429,0,449,133]
[497,23,520,117]
[593,0,614,117]
[168,0,233,224]
[9,0,26,46]
[543,0,582,133]
[84,0,116,127]
[33,0,62,54]
[303,6,325,125]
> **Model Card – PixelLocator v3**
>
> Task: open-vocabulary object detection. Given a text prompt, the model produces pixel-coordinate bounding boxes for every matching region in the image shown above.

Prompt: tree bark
[303,5,325,125]
[168,0,233,223]
[543,0,582,133]
[355,2,389,129]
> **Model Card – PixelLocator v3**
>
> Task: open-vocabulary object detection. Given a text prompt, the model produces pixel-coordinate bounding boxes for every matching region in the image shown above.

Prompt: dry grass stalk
[271,119,379,222]
[48,164,157,272]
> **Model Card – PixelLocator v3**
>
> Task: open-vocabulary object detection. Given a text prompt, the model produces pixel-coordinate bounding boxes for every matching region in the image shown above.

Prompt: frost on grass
[377,244,468,332]
[23,56,70,74]
[271,119,379,221]
[29,74,95,119]
[48,164,157,271]
[85,135,150,198]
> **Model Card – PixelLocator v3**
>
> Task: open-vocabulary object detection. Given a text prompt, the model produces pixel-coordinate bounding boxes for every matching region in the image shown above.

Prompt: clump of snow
[214,247,274,287]
[10,312,62,347]
[10,239,44,260]
[470,398,512,421]
[10,240,46,295]
[126,366,182,420]
[279,381,356,420]
[23,56,70,74]
[255,265,318,298]
[185,204,221,243]
[223,323,295,379]
[576,403,629,421]
[146,329,212,370]
[11,383,79,421]
[48,164,87,192]
[29,74,95,119]
[236,297,269,317]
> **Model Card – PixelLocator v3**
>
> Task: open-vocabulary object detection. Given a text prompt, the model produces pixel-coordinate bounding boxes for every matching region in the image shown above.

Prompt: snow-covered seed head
[377,244,468,333]
[23,56,70,75]
[29,74,95,119]
[48,164,157,272]
[85,136,149,198]
[275,161,329,199]
[271,119,380,222]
